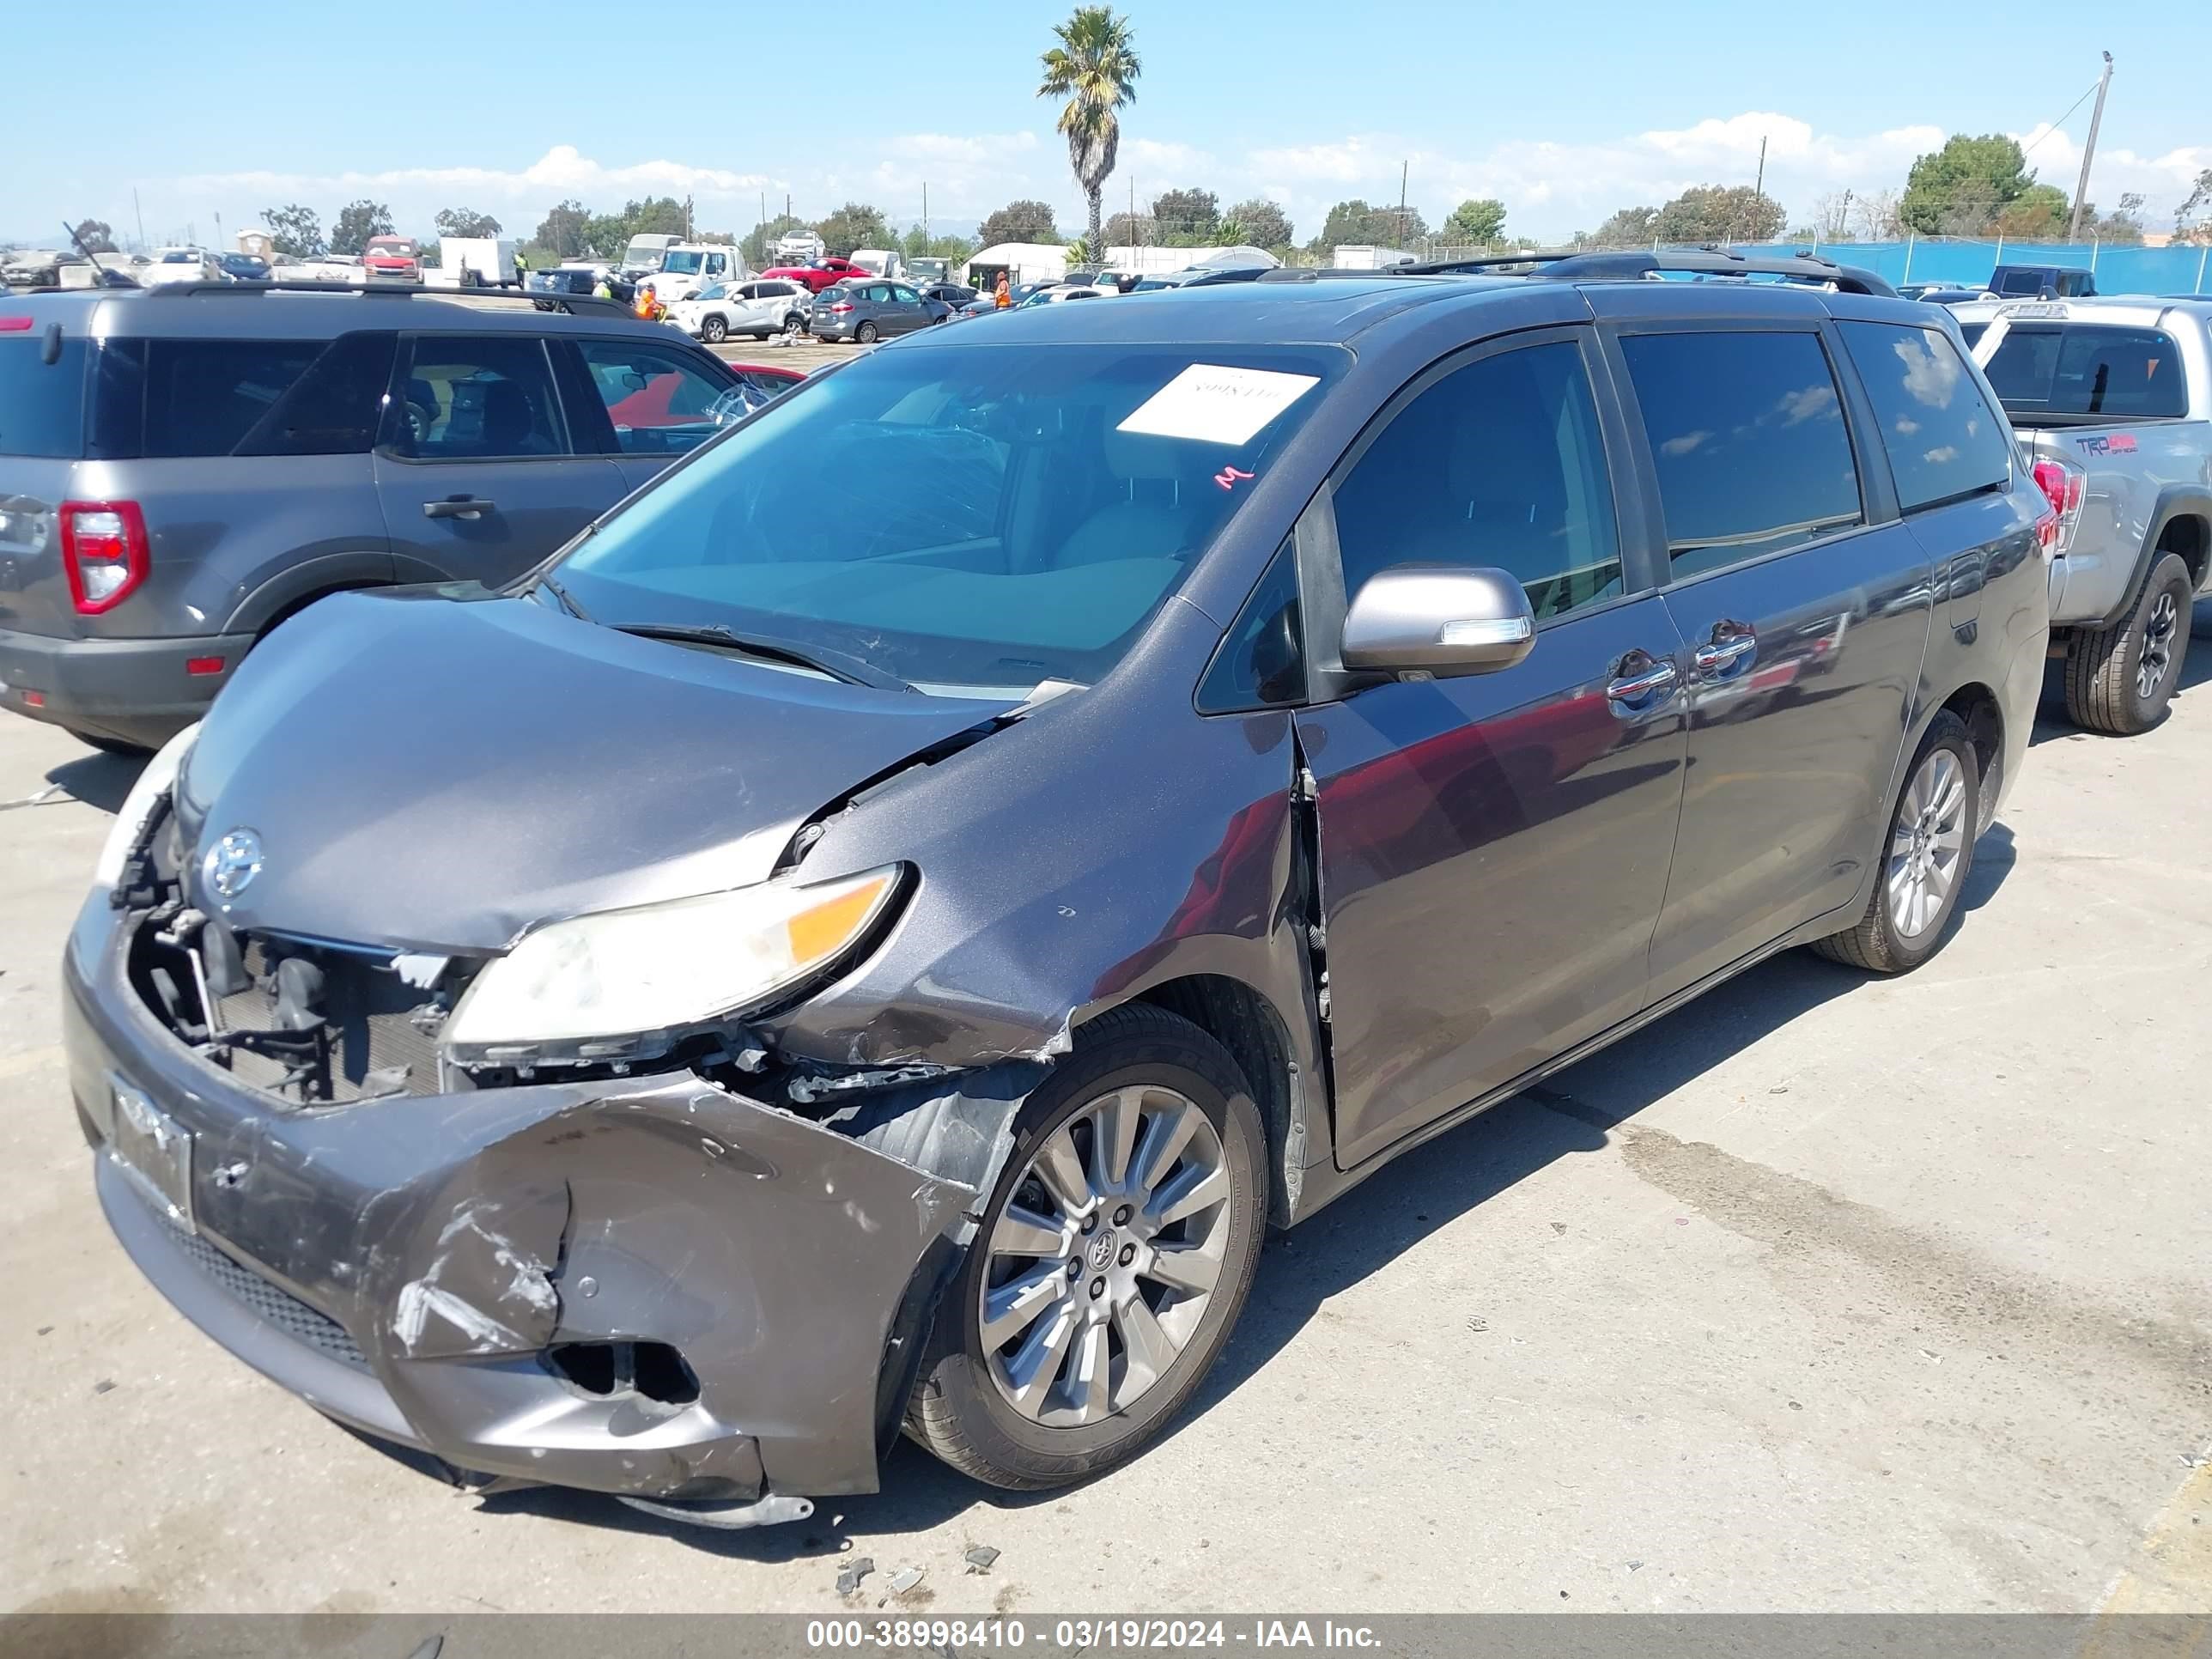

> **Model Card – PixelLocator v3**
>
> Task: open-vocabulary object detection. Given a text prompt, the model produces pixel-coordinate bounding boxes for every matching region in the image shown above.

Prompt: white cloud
[2009,125,2212,215]
[1124,137,1218,178]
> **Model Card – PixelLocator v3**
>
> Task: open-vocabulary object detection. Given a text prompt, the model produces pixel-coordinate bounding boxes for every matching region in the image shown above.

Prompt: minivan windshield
[551,341,1346,694]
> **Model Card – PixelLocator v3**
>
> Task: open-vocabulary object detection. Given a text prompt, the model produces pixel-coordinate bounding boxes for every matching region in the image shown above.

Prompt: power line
[2020,77,2101,161]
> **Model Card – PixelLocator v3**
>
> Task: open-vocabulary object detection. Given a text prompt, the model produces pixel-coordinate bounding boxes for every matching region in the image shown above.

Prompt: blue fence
[1727,239,2211,296]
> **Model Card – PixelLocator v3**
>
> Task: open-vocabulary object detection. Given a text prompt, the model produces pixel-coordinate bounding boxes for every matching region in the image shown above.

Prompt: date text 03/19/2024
[803,1619,1385,1650]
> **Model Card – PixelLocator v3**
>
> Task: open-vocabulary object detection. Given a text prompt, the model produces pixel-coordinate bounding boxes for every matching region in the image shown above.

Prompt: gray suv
[0,283,752,750]
[67,254,2050,1528]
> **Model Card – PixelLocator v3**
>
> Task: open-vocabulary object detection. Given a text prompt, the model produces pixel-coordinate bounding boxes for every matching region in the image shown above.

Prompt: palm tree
[1038,7,1141,253]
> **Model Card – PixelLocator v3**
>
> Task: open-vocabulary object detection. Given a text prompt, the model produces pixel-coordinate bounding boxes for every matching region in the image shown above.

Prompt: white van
[848,248,903,278]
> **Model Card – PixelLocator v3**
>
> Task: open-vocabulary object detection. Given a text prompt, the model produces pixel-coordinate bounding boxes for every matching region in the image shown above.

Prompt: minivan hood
[175,592,1007,953]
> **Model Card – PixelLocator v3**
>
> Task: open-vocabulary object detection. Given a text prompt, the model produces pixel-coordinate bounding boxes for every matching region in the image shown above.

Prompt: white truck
[620,233,683,277]
[636,243,750,305]
[436,235,519,287]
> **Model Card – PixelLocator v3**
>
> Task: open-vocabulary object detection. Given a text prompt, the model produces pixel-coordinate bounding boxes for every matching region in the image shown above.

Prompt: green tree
[582,197,688,259]
[1992,182,2069,240]
[2085,191,2147,246]
[900,224,976,264]
[1062,234,1097,265]
[1650,184,1784,244]
[1306,199,1428,257]
[1150,186,1218,245]
[70,219,118,254]
[330,200,395,256]
[812,202,892,258]
[1899,134,2034,235]
[1103,210,1147,246]
[978,198,1062,246]
[2177,169,2212,244]
[1442,198,1508,248]
[1038,5,1141,252]
[434,207,503,240]
[1225,198,1293,251]
[260,203,325,258]
[1590,204,1658,246]
[535,200,591,259]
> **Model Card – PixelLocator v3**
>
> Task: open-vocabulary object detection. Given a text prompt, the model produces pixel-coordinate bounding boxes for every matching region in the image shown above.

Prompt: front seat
[479,378,553,456]
[1054,431,1198,568]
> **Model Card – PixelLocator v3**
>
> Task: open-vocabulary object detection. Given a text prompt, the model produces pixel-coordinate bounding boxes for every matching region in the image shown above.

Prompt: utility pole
[2068,52,2114,242]
[133,187,145,253]
[1399,160,1409,246]
[922,181,928,246]
[1754,135,1767,201]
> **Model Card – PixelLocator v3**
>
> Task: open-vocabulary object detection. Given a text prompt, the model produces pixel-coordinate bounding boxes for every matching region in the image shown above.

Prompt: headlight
[92,722,199,892]
[443,866,902,1058]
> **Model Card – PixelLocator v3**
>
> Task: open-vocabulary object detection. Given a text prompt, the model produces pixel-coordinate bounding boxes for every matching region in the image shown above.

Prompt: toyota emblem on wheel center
[204,830,265,902]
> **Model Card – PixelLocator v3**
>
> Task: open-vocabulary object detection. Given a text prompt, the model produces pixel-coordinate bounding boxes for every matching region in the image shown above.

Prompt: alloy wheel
[978,1085,1233,1428]
[1887,748,1967,939]
[2138,590,2179,702]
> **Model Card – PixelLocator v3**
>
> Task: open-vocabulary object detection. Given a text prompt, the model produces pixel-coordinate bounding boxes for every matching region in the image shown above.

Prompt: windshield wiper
[534,574,592,621]
[611,622,915,693]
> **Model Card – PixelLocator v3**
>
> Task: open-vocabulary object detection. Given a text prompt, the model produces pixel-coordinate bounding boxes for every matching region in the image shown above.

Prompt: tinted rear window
[142,338,327,456]
[1975,324,2185,420]
[0,339,88,458]
[1620,331,1864,578]
[1839,321,2013,512]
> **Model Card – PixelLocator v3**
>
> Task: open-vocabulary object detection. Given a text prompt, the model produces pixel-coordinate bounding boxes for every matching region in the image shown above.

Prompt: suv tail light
[2030,457,2086,557]
[59,501,150,614]
[826,301,854,313]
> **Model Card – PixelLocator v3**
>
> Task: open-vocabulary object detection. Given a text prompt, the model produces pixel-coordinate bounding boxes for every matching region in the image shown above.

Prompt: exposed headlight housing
[93,722,199,894]
[442,866,902,1065]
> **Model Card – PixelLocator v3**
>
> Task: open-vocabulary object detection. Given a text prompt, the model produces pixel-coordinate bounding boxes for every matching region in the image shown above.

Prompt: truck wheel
[2063,552,2192,735]
[1810,710,1978,975]
[904,1004,1267,1490]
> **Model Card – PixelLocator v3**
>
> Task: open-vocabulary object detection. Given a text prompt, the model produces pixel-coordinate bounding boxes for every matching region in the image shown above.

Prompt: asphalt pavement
[1,629,2206,1615]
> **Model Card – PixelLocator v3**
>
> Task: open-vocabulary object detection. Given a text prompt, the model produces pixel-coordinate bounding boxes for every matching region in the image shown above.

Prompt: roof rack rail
[144,281,634,316]
[1521,246,1896,297]
[1392,252,1574,276]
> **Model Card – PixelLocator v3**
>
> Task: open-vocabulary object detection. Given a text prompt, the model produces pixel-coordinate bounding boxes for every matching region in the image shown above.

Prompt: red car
[361,234,422,283]
[759,258,876,295]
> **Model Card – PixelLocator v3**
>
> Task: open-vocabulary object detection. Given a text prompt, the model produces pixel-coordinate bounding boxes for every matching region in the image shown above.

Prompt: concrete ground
[2,630,2206,1617]
[711,333,872,376]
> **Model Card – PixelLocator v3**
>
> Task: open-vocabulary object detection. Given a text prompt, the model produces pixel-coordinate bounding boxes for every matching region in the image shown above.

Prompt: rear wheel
[2063,552,2192,735]
[855,320,878,344]
[702,315,727,343]
[905,1005,1267,1490]
[1810,710,1978,975]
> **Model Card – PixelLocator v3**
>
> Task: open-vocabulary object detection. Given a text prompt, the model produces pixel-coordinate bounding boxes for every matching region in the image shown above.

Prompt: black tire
[785,313,805,338]
[904,1004,1268,1490]
[702,315,727,343]
[855,320,878,344]
[66,728,152,757]
[1810,710,1978,975]
[2063,551,2192,735]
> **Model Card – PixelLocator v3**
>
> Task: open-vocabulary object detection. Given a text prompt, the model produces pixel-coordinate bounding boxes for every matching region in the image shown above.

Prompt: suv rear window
[1966,324,2185,420]
[1838,321,2013,512]
[1620,330,1864,578]
[0,338,88,458]
[142,338,327,456]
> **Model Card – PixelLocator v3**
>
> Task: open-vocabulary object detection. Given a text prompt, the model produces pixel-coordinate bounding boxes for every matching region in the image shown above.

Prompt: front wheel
[2063,552,2192,735]
[701,315,727,343]
[905,1005,1267,1490]
[854,320,878,344]
[1810,710,1978,975]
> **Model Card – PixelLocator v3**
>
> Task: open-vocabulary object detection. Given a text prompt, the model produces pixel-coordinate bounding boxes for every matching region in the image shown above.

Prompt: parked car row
[4,249,2202,1540]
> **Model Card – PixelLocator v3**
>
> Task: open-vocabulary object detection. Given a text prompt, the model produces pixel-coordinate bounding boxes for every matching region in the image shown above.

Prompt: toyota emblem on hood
[204,830,265,902]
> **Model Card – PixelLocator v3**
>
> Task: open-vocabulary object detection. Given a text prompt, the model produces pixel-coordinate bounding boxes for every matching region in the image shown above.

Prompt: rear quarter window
[1838,320,2013,512]
[142,338,327,456]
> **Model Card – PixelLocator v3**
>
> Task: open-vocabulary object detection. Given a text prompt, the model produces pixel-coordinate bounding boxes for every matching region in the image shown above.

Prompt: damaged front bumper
[63,900,1006,1512]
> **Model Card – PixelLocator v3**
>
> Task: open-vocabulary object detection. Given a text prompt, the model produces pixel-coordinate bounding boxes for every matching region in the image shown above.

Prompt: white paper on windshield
[1116,364,1321,447]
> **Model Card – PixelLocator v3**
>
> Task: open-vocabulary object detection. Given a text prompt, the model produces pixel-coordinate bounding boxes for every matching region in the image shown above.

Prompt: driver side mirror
[1340,565,1536,678]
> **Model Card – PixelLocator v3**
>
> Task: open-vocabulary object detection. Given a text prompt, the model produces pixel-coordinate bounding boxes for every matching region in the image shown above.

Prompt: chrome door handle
[423,496,495,520]
[1693,632,1757,674]
[1606,659,1679,703]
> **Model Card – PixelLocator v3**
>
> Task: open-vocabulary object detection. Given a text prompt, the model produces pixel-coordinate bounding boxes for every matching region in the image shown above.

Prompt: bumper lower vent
[170,1225,369,1372]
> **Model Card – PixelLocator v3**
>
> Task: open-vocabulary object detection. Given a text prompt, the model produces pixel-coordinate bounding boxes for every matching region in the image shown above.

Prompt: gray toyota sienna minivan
[65,254,2051,1527]
[0,283,753,751]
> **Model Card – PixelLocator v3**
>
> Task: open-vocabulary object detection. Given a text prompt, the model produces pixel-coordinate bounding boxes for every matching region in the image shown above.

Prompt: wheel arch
[221,550,396,638]
[2100,486,2212,626]
[1099,974,1309,1230]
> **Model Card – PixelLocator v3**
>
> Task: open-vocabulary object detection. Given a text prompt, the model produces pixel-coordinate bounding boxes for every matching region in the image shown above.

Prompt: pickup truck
[1954,296,2212,733]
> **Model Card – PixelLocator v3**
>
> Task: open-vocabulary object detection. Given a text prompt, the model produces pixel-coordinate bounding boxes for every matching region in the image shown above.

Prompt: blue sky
[9,2,2207,247]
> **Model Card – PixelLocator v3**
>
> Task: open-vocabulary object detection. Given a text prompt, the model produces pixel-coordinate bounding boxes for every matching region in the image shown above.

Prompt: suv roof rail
[1520,246,1897,297]
[139,281,635,317]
